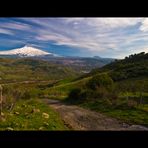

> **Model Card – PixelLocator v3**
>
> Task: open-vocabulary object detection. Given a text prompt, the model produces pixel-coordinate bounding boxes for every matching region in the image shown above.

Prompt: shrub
[22,90,31,100]
[127,100,138,108]
[67,74,119,105]
[87,73,114,90]
[66,88,88,103]
[67,88,81,102]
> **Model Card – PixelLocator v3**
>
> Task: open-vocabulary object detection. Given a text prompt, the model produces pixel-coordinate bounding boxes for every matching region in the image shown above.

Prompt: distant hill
[89,52,148,81]
[33,56,114,73]
[0,58,80,83]
[0,46,114,73]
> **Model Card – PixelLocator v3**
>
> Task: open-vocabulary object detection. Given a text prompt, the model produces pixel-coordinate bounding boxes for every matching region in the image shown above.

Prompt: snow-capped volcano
[0,45,53,57]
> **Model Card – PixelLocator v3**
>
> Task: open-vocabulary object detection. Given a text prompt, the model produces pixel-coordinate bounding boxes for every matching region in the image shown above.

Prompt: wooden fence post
[0,85,2,116]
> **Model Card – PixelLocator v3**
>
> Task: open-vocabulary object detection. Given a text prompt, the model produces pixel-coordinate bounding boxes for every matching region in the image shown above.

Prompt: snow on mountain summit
[0,45,52,57]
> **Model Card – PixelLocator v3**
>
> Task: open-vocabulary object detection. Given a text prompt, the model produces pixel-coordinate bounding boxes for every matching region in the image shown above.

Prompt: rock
[39,127,44,130]
[14,112,19,115]
[129,125,148,131]
[6,127,14,131]
[42,113,49,119]
[122,123,129,128]
[44,122,49,126]
[31,108,40,113]
[1,112,5,117]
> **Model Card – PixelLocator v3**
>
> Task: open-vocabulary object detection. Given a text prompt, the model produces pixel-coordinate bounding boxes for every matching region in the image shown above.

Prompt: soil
[43,99,148,131]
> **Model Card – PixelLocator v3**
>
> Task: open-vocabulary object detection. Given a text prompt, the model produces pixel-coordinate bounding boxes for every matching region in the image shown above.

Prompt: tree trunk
[0,85,2,116]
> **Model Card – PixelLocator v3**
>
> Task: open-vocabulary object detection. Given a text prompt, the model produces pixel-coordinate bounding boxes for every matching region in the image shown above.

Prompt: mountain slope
[88,52,148,81]
[0,58,81,82]
[0,46,52,57]
[51,52,148,126]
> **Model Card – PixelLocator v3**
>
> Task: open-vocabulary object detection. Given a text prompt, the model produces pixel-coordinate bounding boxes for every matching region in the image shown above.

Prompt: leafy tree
[87,73,114,90]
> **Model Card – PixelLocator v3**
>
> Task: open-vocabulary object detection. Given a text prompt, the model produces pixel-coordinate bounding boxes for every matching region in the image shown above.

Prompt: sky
[0,17,148,58]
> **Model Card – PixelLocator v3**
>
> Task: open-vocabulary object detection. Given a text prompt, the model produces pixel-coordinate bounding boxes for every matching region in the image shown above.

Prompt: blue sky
[0,17,148,58]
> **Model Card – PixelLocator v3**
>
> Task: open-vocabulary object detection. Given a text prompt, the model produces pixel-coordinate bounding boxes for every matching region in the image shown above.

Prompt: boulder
[122,123,129,128]
[6,127,14,131]
[39,127,44,130]
[129,125,148,131]
[14,112,20,115]
[44,122,49,126]
[42,112,49,119]
[31,108,40,113]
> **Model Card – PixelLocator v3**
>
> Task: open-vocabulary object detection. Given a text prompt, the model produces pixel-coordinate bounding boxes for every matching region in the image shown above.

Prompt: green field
[0,99,67,130]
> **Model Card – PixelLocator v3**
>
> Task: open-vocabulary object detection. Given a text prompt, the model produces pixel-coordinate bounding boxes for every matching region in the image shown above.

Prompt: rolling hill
[47,52,148,126]
[0,57,80,83]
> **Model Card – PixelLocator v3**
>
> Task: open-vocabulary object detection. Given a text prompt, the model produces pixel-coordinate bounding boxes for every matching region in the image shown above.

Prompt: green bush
[67,88,82,102]
[87,73,114,90]
[67,88,91,103]
[21,90,31,100]
[66,74,118,104]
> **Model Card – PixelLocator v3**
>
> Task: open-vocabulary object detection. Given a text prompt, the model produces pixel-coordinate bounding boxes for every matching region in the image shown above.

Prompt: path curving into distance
[43,99,148,131]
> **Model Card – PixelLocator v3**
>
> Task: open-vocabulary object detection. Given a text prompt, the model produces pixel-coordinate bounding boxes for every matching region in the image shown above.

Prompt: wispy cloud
[0,28,14,35]
[139,18,148,32]
[0,17,148,58]
[0,22,31,31]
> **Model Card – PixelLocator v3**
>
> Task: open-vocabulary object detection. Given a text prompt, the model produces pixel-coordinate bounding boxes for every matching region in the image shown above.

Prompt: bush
[127,100,138,108]
[66,74,119,105]
[66,88,88,103]
[67,88,81,101]
[87,73,114,90]
[21,90,31,100]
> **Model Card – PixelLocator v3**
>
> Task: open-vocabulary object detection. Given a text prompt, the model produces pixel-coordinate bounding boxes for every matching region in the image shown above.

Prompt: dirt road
[43,99,148,131]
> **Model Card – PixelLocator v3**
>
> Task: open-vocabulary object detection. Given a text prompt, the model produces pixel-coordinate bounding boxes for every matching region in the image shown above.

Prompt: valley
[0,52,148,130]
[1,17,148,132]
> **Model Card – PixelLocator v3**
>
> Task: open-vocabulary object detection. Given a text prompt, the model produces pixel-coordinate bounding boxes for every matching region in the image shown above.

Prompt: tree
[87,73,114,90]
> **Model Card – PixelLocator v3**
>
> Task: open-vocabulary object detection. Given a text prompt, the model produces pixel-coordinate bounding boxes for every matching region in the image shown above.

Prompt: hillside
[0,57,80,83]
[0,99,67,130]
[0,57,80,130]
[49,52,148,126]
[90,52,148,81]
[33,56,114,72]
[0,52,148,130]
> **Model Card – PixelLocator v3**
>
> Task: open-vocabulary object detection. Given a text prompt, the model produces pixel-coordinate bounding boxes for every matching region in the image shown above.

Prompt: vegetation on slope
[0,99,67,130]
[0,52,148,129]
[61,52,148,126]
[90,52,148,81]
[0,58,80,83]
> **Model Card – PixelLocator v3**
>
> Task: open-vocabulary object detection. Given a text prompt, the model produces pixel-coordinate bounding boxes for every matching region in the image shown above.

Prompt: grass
[80,100,148,126]
[1,57,148,129]
[45,76,92,100]
[0,57,81,83]
[0,99,68,130]
[40,75,148,126]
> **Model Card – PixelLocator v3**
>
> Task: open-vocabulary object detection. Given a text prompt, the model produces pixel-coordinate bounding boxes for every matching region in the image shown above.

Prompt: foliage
[86,73,114,90]
[0,99,67,130]
[0,58,80,83]
[66,74,117,104]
